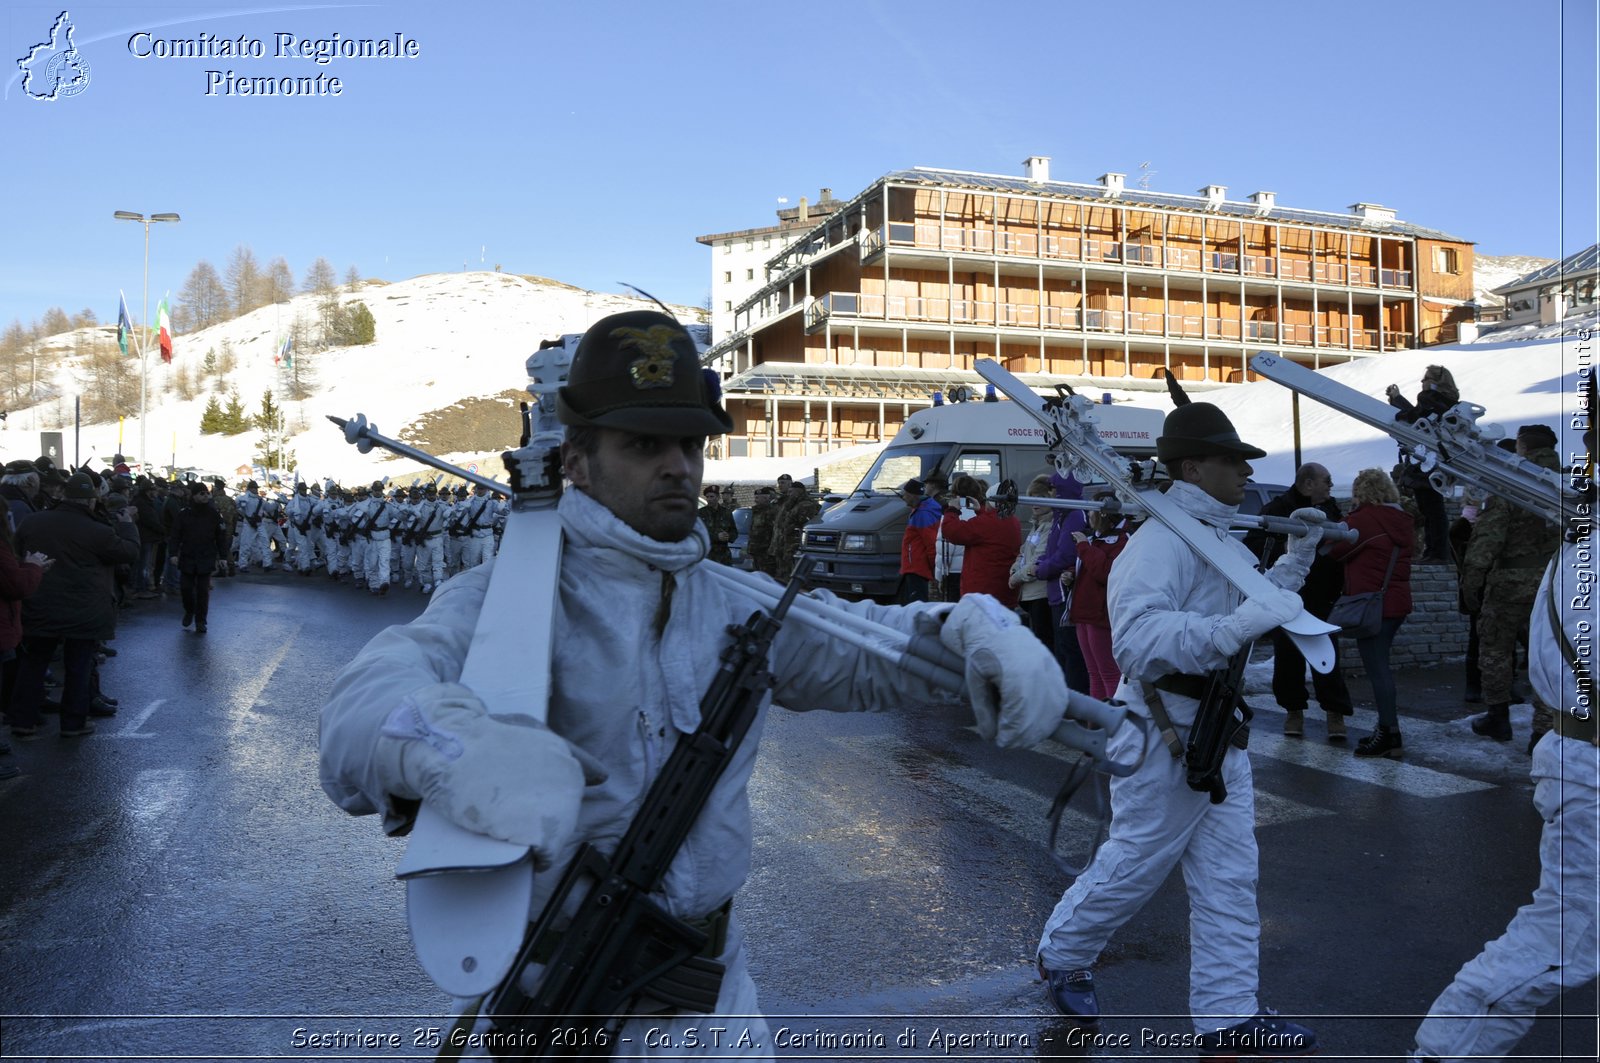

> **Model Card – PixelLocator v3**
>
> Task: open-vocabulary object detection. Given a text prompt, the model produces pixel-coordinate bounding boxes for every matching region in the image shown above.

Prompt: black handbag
[1329,543,1399,639]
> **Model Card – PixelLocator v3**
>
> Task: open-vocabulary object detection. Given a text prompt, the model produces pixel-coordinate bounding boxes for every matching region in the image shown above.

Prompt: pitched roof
[1492,243,1600,295]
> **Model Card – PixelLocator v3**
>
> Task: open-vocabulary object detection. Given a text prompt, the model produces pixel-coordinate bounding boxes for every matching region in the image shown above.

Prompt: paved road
[0,570,1593,1060]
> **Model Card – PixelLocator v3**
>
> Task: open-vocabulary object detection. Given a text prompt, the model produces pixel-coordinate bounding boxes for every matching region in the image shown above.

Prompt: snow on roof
[1491,242,1600,295]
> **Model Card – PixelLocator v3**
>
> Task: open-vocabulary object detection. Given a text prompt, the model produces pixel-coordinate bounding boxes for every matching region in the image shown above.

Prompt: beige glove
[938,594,1067,748]
[376,682,600,869]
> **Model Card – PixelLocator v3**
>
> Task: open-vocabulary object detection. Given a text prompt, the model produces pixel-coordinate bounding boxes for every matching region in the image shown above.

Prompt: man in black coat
[169,481,230,634]
[9,473,140,738]
[1244,462,1355,741]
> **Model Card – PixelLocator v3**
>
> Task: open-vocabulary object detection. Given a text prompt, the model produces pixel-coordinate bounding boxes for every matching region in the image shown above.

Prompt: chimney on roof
[799,196,809,224]
[1099,172,1125,197]
[1249,191,1276,215]
[1200,184,1227,210]
[819,188,833,203]
[1350,202,1397,225]
[1024,155,1051,182]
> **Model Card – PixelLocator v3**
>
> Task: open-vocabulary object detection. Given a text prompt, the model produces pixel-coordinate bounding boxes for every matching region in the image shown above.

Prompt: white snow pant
[400,538,419,585]
[245,521,274,566]
[364,533,392,590]
[445,534,464,575]
[419,534,445,589]
[349,537,367,581]
[1037,690,1260,1033]
[1413,732,1600,1061]
[460,529,495,569]
[267,523,287,566]
[289,526,310,571]
[453,914,771,1059]
[309,527,329,571]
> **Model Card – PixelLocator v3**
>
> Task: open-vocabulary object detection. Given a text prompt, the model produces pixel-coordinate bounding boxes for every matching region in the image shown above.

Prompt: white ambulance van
[800,392,1163,600]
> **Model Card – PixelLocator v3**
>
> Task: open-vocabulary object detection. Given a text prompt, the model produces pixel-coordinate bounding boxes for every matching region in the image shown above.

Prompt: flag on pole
[116,292,132,356]
[156,295,173,363]
[282,335,293,369]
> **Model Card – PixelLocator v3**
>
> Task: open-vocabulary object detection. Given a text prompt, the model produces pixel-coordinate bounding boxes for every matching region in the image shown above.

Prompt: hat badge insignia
[613,324,680,389]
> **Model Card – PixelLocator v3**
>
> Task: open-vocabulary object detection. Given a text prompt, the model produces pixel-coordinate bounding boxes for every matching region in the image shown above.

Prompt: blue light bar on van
[1102,393,1113,404]
[984,384,998,402]
[931,391,944,406]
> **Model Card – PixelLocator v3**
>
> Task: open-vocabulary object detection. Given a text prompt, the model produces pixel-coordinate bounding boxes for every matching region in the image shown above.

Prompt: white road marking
[109,696,166,739]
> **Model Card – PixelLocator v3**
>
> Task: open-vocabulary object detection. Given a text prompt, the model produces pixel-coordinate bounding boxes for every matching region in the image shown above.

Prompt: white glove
[1285,507,1327,564]
[938,594,1067,749]
[1212,587,1304,657]
[375,682,600,869]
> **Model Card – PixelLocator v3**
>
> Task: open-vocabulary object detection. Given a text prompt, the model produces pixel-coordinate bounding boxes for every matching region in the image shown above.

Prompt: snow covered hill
[2,272,704,483]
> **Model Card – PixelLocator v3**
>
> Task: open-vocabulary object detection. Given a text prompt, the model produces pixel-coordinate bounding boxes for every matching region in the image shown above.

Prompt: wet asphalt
[0,569,1593,1061]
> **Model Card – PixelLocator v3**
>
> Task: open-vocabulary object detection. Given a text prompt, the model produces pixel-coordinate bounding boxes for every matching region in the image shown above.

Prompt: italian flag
[156,295,173,363]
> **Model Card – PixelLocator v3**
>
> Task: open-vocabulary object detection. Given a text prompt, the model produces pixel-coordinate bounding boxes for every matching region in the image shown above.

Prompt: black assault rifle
[481,566,812,1058]
[1184,644,1253,804]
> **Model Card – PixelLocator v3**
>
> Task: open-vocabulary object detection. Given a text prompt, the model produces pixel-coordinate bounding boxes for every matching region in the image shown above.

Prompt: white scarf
[558,487,713,733]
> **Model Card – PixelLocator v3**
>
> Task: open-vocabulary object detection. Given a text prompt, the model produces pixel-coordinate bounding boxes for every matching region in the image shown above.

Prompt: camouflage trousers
[1479,567,1542,708]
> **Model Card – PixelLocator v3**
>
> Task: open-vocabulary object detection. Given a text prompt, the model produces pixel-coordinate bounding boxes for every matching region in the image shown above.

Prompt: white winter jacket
[1106,481,1310,726]
[321,486,946,922]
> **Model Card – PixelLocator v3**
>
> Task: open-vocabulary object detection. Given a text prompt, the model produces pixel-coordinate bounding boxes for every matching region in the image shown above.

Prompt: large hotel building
[699,158,1475,460]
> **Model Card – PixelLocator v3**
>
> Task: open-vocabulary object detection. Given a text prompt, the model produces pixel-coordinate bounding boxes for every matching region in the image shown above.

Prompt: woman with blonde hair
[1325,467,1415,757]
[1385,365,1458,561]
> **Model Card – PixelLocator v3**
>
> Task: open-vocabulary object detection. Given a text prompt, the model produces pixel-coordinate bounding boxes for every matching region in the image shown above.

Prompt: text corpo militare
[126,31,421,96]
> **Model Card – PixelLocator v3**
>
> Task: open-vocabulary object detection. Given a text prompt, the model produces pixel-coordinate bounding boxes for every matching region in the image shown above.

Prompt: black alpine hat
[1156,402,1267,464]
[556,311,732,436]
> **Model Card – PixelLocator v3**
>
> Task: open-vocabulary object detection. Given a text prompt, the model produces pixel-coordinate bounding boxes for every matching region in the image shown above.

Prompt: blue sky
[1,0,1595,332]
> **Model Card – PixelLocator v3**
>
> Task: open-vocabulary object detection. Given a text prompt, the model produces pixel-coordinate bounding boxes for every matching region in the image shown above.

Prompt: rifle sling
[1146,674,1250,753]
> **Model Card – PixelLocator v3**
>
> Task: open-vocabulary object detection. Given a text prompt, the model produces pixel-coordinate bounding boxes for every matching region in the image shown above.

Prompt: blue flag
[116,292,131,356]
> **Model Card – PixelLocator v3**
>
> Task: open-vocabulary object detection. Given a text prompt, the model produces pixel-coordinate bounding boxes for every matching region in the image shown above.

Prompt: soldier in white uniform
[262,490,289,569]
[345,484,371,585]
[319,310,1068,1057]
[444,485,468,575]
[362,481,396,595]
[235,481,268,569]
[1035,402,1322,1059]
[411,483,447,593]
[307,482,330,572]
[458,482,497,570]
[1410,424,1599,1063]
[287,482,316,573]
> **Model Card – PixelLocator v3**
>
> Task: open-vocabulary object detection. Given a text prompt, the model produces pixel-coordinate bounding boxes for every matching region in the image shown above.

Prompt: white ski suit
[1036,480,1313,1033]
[321,487,961,1057]
[1413,538,1599,1061]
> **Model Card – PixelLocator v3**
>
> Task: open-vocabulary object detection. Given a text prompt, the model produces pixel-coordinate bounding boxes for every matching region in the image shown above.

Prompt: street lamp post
[113,210,180,472]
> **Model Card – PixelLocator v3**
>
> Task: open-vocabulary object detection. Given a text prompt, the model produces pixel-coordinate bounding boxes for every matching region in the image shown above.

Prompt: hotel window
[724,271,732,283]
[1433,247,1460,274]
[746,269,755,281]
[723,242,731,255]
[763,236,772,248]
[725,301,733,311]
[745,239,754,251]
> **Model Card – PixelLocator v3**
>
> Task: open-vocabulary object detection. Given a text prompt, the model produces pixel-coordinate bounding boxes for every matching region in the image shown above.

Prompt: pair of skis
[1248,352,1583,527]
[334,337,577,999]
[971,359,1339,673]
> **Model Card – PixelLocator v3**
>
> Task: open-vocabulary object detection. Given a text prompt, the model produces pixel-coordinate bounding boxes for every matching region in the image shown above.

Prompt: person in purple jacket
[1031,471,1091,693]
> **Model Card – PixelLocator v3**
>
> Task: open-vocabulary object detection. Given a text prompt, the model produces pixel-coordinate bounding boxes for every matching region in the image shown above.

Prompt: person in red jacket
[898,478,942,603]
[1325,467,1415,758]
[1068,509,1132,700]
[940,475,1022,607]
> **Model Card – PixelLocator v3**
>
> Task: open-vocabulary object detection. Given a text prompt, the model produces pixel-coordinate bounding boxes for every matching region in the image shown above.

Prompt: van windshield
[855,444,953,494]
